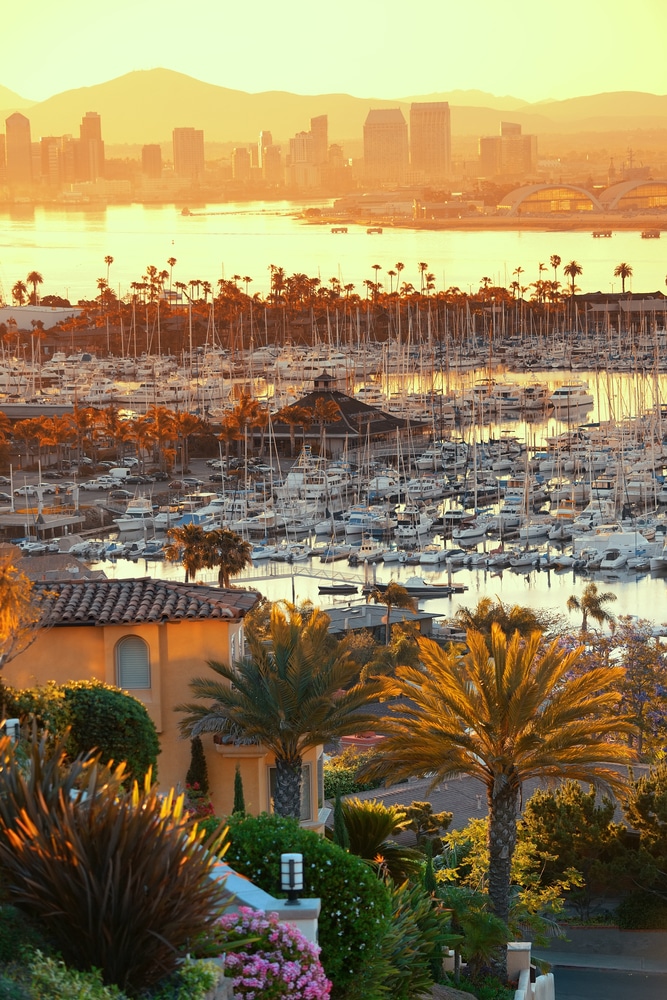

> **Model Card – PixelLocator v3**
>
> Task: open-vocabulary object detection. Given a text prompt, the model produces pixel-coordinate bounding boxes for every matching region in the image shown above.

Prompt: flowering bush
[218,907,331,999]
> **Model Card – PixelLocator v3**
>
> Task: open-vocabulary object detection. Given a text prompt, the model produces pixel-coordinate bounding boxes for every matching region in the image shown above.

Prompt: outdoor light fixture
[2,719,20,743]
[280,852,304,905]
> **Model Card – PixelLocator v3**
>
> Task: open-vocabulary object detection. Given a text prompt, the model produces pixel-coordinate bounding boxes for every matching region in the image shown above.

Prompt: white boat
[348,536,386,564]
[549,382,594,410]
[599,547,627,571]
[113,497,154,532]
[419,543,449,564]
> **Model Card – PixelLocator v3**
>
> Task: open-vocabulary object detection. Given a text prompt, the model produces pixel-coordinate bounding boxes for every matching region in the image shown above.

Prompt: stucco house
[4,577,327,830]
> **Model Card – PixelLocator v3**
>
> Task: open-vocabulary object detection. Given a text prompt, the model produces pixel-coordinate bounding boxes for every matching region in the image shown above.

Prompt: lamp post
[280,852,304,905]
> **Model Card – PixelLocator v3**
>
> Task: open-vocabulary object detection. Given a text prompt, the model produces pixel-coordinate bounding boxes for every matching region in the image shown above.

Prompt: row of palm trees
[8,404,209,473]
[178,598,635,928]
[164,524,252,587]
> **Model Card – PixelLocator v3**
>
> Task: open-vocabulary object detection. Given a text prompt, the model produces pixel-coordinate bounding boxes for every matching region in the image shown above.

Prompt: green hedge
[223,813,391,997]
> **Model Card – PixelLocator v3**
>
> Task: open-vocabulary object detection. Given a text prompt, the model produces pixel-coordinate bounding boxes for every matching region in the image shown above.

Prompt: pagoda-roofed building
[271,372,429,460]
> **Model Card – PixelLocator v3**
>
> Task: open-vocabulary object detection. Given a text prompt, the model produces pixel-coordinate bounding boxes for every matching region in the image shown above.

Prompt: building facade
[5,113,32,185]
[173,127,205,180]
[410,101,451,180]
[363,108,409,184]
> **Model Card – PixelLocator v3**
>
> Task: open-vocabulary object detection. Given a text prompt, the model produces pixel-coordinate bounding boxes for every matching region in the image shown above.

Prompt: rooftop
[33,577,259,627]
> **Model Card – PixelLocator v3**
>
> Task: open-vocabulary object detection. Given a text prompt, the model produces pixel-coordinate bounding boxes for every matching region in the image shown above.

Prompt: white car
[81,480,112,491]
[14,483,56,497]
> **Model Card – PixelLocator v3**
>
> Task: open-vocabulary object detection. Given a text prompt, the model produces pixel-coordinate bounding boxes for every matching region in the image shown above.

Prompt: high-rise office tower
[79,111,105,181]
[310,115,328,166]
[173,127,205,179]
[5,113,32,184]
[363,109,408,183]
[232,146,251,182]
[258,130,273,169]
[262,144,283,185]
[40,136,64,186]
[142,144,162,178]
[410,102,451,179]
[479,122,536,178]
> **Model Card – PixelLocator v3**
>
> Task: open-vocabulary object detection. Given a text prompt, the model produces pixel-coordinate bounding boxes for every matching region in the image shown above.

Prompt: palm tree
[371,582,417,645]
[550,254,561,284]
[166,257,177,291]
[335,798,423,881]
[104,256,114,286]
[11,281,28,306]
[566,582,617,633]
[454,597,558,643]
[613,262,633,294]
[165,524,208,583]
[202,528,252,588]
[26,271,43,305]
[364,624,636,925]
[177,604,383,818]
[563,260,583,299]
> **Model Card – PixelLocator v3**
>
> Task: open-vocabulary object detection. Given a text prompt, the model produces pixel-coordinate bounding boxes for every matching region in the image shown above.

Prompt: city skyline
[2,0,666,105]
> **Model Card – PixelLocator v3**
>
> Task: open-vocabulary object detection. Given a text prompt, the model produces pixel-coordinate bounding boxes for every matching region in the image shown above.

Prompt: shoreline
[305,213,667,234]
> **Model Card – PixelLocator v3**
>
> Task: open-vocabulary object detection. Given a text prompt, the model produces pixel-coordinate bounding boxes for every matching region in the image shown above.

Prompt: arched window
[116,636,150,689]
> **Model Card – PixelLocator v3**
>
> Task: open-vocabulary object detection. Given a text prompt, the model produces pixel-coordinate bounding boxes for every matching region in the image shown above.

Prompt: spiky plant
[0,734,228,993]
[232,763,245,815]
[339,797,423,882]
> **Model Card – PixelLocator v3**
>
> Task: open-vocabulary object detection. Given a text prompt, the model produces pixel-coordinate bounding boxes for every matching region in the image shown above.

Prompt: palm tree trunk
[487,778,519,924]
[273,755,302,819]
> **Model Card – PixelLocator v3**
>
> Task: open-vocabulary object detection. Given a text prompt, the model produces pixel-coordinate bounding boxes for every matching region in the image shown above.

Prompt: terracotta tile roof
[33,578,259,627]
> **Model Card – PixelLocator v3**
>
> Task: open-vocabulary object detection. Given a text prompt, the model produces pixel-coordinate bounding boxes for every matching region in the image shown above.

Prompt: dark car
[0,492,12,503]
[0,476,11,486]
[150,471,169,481]
[42,470,63,479]
[109,488,134,501]
[209,473,225,483]
[125,474,154,485]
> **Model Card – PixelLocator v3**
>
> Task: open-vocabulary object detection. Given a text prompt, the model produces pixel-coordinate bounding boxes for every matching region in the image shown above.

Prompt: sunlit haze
[3,0,667,103]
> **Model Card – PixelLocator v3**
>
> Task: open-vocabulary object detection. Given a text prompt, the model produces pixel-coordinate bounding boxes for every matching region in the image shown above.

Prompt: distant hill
[0,83,34,115]
[1,70,665,145]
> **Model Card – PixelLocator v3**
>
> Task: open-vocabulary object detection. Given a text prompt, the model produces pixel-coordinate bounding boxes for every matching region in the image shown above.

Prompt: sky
[3,0,667,104]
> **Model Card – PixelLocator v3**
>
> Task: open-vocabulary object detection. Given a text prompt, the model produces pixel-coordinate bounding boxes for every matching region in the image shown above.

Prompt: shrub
[148,958,219,1000]
[223,813,391,997]
[323,747,382,799]
[185,737,209,794]
[0,905,49,965]
[0,735,228,994]
[62,680,160,785]
[28,954,126,999]
[616,889,667,929]
[2,680,160,785]
[377,881,444,1000]
[217,907,330,999]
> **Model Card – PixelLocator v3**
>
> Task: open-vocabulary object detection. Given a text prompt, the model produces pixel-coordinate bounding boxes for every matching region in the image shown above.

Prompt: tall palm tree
[165,524,208,583]
[11,281,28,306]
[177,604,383,818]
[202,528,252,588]
[371,581,417,645]
[563,260,583,299]
[613,262,633,294]
[566,582,617,633]
[26,271,43,305]
[364,625,636,925]
[104,256,114,286]
[550,254,561,284]
[454,597,558,643]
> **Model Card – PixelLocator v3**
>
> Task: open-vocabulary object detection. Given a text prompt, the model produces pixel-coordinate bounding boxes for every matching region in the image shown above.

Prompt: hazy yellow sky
[3,0,666,104]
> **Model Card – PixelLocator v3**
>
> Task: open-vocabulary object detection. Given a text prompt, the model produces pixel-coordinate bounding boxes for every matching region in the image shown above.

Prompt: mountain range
[1,69,665,146]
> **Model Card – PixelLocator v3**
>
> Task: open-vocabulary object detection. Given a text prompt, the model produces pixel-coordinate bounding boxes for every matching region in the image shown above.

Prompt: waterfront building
[258,129,273,169]
[231,146,251,182]
[310,114,328,166]
[5,112,32,185]
[410,101,451,180]
[262,143,283,185]
[40,136,65,186]
[479,122,537,179]
[78,111,105,181]
[172,127,205,180]
[363,108,409,184]
[141,144,162,179]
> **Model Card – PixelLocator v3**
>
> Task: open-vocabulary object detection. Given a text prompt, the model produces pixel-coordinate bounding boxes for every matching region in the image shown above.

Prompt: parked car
[121,457,139,467]
[208,473,225,483]
[150,471,169,481]
[42,470,63,479]
[206,459,224,469]
[109,488,134,501]
[0,476,12,486]
[181,477,203,488]
[14,483,56,496]
[125,474,154,485]
[80,480,111,491]
[0,492,12,503]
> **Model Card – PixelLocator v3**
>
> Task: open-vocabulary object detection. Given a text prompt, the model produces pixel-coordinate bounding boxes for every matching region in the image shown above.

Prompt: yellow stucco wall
[4,618,323,825]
